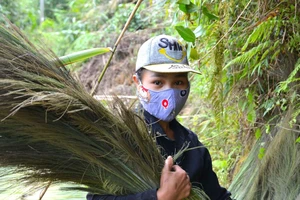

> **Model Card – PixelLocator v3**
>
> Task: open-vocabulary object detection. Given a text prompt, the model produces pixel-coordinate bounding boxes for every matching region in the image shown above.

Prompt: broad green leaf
[190,48,199,60]
[247,109,256,123]
[177,0,190,13]
[175,26,196,43]
[178,4,188,13]
[247,90,254,103]
[296,137,300,143]
[258,147,265,159]
[187,3,199,13]
[178,2,198,13]
[186,2,199,13]
[255,128,262,139]
[177,0,190,5]
[202,6,219,21]
[59,47,111,66]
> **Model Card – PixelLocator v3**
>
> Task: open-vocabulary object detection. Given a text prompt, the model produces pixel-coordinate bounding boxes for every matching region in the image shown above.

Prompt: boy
[87,35,232,200]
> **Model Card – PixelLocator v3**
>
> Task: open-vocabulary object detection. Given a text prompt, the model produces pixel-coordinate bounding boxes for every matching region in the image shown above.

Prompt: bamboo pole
[90,0,144,96]
[38,181,52,200]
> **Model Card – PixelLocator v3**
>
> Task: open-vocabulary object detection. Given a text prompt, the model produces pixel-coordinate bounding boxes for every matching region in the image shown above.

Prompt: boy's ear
[132,74,139,86]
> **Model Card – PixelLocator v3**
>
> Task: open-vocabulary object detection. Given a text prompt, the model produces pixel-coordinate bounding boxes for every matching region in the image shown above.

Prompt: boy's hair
[135,68,144,81]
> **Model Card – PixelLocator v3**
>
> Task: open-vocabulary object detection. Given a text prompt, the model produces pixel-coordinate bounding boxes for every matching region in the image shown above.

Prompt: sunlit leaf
[190,48,199,60]
[178,1,198,13]
[186,3,199,13]
[247,109,256,123]
[258,147,265,159]
[175,26,195,43]
[177,0,190,4]
[255,128,262,139]
[202,6,219,21]
[193,25,205,37]
[178,4,188,13]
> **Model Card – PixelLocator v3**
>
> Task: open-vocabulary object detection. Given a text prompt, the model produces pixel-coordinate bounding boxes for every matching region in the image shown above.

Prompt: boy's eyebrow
[150,73,167,78]
[150,72,188,78]
[174,73,188,77]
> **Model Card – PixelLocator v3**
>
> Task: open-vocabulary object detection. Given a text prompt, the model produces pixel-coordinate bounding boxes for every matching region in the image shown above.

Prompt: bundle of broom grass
[229,106,300,200]
[0,21,208,199]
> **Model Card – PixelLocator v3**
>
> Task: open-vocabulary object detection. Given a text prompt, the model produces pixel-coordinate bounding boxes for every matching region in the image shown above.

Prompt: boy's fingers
[163,156,173,173]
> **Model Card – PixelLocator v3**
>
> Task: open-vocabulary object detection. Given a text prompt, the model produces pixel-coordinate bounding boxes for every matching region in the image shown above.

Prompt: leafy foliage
[0,0,38,29]
[164,0,300,191]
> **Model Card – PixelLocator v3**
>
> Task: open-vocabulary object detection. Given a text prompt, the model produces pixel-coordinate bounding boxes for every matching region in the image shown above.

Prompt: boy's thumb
[163,156,173,172]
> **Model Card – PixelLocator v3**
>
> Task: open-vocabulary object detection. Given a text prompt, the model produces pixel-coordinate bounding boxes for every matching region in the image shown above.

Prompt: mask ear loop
[135,74,144,99]
[135,72,144,99]
[147,118,161,126]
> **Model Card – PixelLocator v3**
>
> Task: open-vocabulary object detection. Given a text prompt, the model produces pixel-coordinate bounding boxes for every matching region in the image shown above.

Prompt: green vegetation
[169,1,300,191]
[1,0,299,199]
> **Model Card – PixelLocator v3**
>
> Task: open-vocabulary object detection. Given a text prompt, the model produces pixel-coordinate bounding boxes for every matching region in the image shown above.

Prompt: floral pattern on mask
[138,85,151,102]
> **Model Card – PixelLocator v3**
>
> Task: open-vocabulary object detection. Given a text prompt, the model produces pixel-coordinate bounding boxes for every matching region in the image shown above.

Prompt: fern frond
[242,19,278,51]
[277,58,300,93]
[250,40,280,76]
[224,40,271,69]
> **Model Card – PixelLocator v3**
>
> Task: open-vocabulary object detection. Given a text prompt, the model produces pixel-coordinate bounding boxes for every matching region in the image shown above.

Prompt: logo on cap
[168,64,190,70]
[157,38,186,63]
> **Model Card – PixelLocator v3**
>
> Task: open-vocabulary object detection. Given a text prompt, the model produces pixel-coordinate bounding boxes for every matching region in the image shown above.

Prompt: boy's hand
[157,156,191,200]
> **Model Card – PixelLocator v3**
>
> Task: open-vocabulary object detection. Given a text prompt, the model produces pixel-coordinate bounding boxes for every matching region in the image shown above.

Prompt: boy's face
[133,69,189,92]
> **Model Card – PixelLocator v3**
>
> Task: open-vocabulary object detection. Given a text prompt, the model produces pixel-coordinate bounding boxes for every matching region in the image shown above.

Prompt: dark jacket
[87,111,231,200]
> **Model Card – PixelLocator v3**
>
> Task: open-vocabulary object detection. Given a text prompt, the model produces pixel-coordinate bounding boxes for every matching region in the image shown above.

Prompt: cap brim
[143,64,201,74]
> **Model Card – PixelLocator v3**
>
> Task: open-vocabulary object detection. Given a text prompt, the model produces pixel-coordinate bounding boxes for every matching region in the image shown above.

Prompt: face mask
[137,84,190,122]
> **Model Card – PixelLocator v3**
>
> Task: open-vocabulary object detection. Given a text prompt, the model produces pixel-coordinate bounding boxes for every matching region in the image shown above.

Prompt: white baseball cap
[135,34,201,74]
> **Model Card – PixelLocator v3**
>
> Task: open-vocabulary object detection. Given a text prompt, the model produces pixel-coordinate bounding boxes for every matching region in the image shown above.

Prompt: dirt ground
[78,31,152,97]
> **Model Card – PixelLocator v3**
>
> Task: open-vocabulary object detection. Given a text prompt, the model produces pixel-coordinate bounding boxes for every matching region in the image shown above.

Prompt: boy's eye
[175,81,183,85]
[153,81,161,85]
